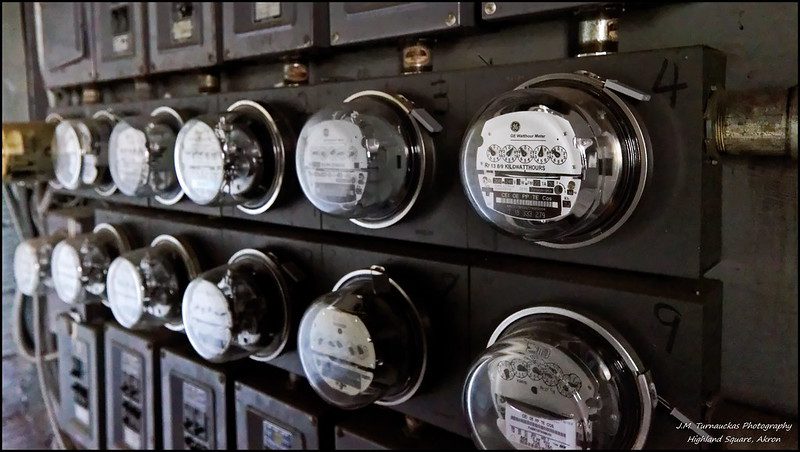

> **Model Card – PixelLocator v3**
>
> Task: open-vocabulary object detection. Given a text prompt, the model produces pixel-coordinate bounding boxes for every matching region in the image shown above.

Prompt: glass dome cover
[464,306,654,450]
[51,111,118,195]
[297,266,427,410]
[460,72,651,248]
[295,91,435,229]
[13,231,67,296]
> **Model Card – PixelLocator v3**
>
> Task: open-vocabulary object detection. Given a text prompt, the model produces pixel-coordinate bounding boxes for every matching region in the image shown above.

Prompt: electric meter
[297,266,427,409]
[296,90,440,229]
[107,234,200,331]
[174,100,292,214]
[50,223,131,305]
[182,249,302,362]
[460,72,651,248]
[463,306,655,450]
[108,106,186,204]
[51,110,118,195]
[13,231,67,296]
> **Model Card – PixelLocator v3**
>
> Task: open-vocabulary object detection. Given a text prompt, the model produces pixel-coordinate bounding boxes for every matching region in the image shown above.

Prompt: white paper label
[184,279,233,359]
[14,242,40,296]
[75,405,91,426]
[302,120,369,208]
[254,2,281,21]
[504,403,577,450]
[52,242,82,304]
[108,257,144,328]
[182,381,208,411]
[172,19,193,42]
[475,111,583,222]
[309,308,376,396]
[121,350,142,379]
[123,425,142,449]
[112,34,130,53]
[176,120,224,205]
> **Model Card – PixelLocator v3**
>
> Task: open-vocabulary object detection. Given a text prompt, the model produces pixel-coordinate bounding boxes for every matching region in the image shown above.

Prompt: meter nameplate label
[504,403,577,450]
[108,258,144,327]
[476,111,583,222]
[52,243,82,303]
[182,381,209,411]
[254,3,281,21]
[185,280,233,358]
[262,417,296,449]
[309,308,376,396]
[177,121,224,204]
[303,120,369,207]
[14,242,39,295]
[121,349,142,379]
[172,19,194,42]
[112,34,130,54]
[110,124,149,196]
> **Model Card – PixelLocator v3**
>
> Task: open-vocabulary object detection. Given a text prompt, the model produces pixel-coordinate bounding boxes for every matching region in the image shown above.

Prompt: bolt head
[445,13,457,26]
[484,2,497,15]
[331,32,340,43]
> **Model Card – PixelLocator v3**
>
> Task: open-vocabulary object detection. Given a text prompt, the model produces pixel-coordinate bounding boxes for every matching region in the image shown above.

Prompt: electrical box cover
[147,2,220,74]
[38,2,97,87]
[222,2,329,61]
[94,2,148,81]
[480,2,596,21]
[328,2,474,46]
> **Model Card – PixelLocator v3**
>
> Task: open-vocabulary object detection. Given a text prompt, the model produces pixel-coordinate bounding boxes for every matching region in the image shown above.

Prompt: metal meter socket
[460,72,651,248]
[174,100,292,214]
[297,266,427,409]
[51,223,131,305]
[51,110,119,195]
[13,231,67,296]
[182,249,300,363]
[107,234,201,332]
[296,90,439,229]
[464,306,655,450]
[109,106,186,205]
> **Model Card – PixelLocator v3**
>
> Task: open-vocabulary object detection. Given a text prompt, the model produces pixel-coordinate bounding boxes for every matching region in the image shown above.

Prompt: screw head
[484,2,497,15]
[331,32,340,44]
[445,13,457,26]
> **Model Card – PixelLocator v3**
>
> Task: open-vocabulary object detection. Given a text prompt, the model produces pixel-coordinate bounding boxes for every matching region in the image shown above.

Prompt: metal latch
[604,79,652,101]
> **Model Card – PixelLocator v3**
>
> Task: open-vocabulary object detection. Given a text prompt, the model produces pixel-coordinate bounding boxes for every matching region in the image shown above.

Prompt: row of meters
[20,224,686,449]
[50,71,651,249]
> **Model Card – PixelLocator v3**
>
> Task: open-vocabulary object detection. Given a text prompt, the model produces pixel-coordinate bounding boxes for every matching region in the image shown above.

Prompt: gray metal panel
[470,261,722,448]
[38,2,97,88]
[160,346,231,450]
[334,407,474,449]
[480,2,597,21]
[57,321,105,449]
[221,2,329,61]
[328,2,475,46]
[94,2,148,81]
[147,2,220,74]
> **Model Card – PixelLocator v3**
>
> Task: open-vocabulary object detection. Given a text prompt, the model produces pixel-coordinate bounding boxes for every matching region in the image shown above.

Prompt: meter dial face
[109,116,180,198]
[463,308,653,450]
[175,119,225,205]
[107,257,145,328]
[52,121,86,190]
[296,93,429,228]
[297,269,427,410]
[51,241,83,304]
[14,242,41,296]
[460,74,650,248]
[182,250,290,362]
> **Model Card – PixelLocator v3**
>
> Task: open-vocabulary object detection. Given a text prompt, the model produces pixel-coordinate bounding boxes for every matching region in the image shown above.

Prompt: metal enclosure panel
[147,2,220,74]
[463,46,725,278]
[94,206,325,376]
[334,407,475,449]
[104,324,176,450]
[315,72,470,248]
[320,242,471,437]
[218,88,321,229]
[235,370,335,449]
[221,2,329,61]
[470,260,722,448]
[328,2,475,46]
[480,2,596,21]
[38,2,97,87]
[57,321,105,449]
[94,2,148,81]
[160,347,232,450]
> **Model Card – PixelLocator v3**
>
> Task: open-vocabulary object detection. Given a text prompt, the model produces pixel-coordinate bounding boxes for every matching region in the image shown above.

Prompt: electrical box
[37,2,97,88]
[160,347,234,450]
[94,2,148,81]
[147,2,220,74]
[480,2,595,21]
[334,407,475,449]
[57,320,105,449]
[235,369,335,449]
[221,2,329,61]
[104,323,176,450]
[328,2,475,46]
